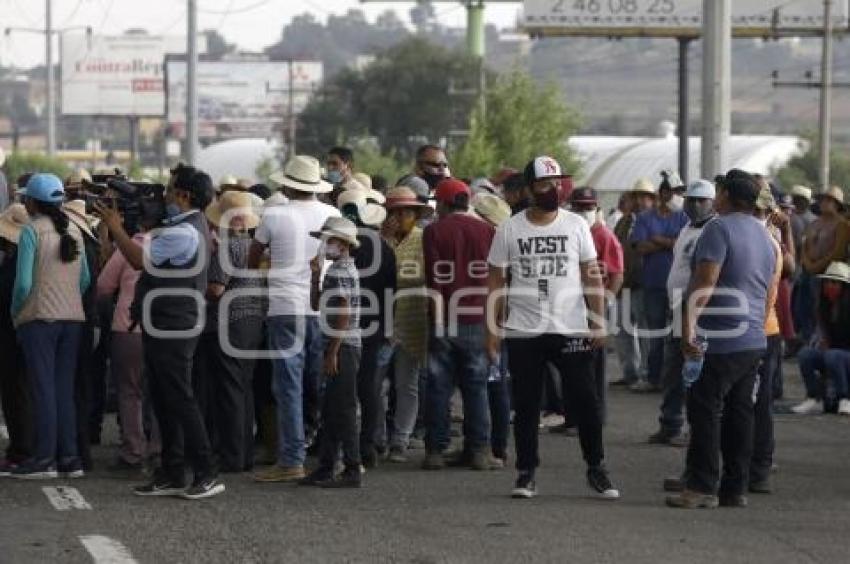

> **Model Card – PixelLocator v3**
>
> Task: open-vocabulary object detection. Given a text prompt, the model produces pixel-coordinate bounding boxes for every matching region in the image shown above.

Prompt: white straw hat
[309,216,360,248]
[818,261,850,284]
[270,155,332,194]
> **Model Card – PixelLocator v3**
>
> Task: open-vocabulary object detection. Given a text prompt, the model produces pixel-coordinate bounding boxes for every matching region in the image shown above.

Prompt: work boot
[666,489,719,509]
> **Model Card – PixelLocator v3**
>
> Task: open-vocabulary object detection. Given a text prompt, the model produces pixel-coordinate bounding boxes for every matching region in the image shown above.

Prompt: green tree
[297,38,481,162]
[452,69,582,179]
[3,152,70,185]
[775,135,850,192]
[352,141,408,184]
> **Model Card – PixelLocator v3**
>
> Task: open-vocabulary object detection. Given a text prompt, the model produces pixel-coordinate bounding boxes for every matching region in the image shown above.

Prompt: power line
[198,0,275,16]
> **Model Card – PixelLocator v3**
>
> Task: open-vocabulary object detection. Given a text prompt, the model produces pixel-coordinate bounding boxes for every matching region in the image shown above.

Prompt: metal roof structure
[570,133,808,191]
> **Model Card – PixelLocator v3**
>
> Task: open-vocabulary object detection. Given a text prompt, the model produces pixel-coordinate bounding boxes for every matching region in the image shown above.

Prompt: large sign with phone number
[523,0,849,36]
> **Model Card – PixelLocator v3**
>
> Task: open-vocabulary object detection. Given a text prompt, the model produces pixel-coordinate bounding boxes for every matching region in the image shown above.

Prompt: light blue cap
[686,179,715,199]
[17,173,65,204]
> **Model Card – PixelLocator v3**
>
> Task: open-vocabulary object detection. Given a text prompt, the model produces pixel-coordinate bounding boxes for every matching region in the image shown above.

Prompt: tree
[4,153,70,184]
[296,38,480,161]
[203,30,236,59]
[452,69,582,179]
[775,135,850,192]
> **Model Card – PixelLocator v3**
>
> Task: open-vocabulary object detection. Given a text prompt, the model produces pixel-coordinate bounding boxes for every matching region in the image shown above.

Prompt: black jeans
[208,318,264,472]
[751,335,781,484]
[658,337,686,436]
[318,345,362,470]
[144,333,214,484]
[357,334,383,455]
[507,335,604,472]
[75,321,95,470]
[0,327,31,462]
[685,349,763,496]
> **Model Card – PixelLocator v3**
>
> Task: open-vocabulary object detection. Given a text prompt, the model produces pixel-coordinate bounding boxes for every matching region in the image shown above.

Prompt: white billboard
[61,34,203,116]
[165,60,323,139]
[523,0,850,36]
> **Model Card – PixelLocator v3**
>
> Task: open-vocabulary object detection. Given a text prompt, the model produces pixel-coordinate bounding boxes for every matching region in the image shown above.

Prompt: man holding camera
[96,164,224,500]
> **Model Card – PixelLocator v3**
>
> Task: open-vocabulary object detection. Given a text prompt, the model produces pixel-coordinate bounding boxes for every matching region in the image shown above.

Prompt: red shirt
[591,221,624,282]
[423,213,495,325]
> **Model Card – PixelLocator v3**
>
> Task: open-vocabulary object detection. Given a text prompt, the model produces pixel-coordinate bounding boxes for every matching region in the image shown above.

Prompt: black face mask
[532,188,560,212]
[420,172,444,190]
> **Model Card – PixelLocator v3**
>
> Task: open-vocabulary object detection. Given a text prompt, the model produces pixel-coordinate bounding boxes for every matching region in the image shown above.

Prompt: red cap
[434,178,471,206]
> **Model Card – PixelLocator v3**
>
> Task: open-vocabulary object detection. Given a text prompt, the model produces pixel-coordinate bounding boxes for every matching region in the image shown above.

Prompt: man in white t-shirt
[248,155,340,483]
[649,179,716,448]
[486,156,619,501]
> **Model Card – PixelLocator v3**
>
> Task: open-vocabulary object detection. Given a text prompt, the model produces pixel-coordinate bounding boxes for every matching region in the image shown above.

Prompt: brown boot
[666,489,719,509]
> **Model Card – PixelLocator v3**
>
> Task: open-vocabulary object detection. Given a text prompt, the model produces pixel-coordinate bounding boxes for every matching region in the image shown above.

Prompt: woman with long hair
[10,173,90,479]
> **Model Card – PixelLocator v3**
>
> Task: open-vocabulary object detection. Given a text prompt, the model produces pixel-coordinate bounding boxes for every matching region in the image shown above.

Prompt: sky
[0,0,522,69]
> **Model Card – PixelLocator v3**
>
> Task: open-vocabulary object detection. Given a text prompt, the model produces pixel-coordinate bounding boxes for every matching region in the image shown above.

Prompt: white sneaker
[838,399,850,416]
[791,398,822,414]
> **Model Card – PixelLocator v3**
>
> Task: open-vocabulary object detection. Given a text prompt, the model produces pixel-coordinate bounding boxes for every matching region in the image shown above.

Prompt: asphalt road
[2,357,849,564]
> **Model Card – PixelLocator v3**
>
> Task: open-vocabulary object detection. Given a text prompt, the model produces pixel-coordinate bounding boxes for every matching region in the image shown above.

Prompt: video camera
[81,169,167,235]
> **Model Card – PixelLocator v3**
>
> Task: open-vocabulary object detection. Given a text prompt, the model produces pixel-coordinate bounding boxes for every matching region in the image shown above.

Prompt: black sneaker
[181,477,225,500]
[511,472,537,499]
[134,476,186,497]
[587,466,620,500]
[57,457,85,479]
[320,468,362,489]
[11,459,58,480]
[719,494,748,508]
[299,468,334,487]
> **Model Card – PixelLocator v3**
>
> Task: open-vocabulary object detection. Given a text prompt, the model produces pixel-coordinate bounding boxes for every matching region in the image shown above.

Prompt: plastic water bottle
[488,358,502,383]
[377,342,396,368]
[682,337,708,389]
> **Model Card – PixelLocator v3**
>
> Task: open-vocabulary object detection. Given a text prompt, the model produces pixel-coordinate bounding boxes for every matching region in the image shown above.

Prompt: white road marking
[42,486,92,511]
[0,424,8,440]
[79,535,138,564]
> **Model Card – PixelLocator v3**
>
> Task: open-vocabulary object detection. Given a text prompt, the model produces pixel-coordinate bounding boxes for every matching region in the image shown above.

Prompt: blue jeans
[642,288,670,387]
[425,324,491,453]
[798,346,850,399]
[658,336,685,436]
[267,315,323,467]
[487,341,511,458]
[792,272,816,342]
[18,320,82,462]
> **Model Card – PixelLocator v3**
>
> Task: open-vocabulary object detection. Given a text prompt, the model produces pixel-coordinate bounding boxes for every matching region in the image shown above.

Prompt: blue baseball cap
[17,173,65,204]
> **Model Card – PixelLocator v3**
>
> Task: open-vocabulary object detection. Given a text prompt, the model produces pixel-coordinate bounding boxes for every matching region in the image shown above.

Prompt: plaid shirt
[322,256,361,348]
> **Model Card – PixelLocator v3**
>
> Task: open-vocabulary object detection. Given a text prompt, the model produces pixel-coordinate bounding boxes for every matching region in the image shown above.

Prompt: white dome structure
[570,134,808,191]
[195,138,280,185]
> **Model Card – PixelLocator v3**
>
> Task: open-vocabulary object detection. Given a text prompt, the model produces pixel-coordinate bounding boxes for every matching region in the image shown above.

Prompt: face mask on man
[684,199,714,224]
[420,167,447,190]
[668,194,685,212]
[326,169,343,185]
[532,187,560,212]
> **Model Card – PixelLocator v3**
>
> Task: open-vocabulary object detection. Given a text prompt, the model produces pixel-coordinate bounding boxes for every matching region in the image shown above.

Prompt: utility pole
[819,0,834,192]
[677,37,692,184]
[186,0,199,165]
[45,0,55,156]
[5,10,90,158]
[701,0,731,179]
[288,62,297,158]
[466,0,487,116]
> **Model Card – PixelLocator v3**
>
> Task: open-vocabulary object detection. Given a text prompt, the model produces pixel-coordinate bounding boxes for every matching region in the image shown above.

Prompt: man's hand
[93,200,123,234]
[681,337,704,359]
[310,254,323,277]
[769,210,790,230]
[323,348,339,377]
[588,327,607,351]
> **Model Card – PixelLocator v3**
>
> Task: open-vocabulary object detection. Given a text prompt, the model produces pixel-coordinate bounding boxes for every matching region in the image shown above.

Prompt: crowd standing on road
[1,142,849,508]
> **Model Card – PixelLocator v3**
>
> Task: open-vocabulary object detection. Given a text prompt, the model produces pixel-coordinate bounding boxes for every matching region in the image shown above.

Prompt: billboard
[61,34,200,116]
[523,0,850,37]
[165,60,323,139]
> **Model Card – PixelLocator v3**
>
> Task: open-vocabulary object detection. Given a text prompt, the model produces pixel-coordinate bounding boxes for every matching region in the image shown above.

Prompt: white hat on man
[270,155,332,194]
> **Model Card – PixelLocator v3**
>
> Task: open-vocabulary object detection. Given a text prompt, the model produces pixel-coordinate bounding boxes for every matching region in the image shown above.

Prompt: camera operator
[95,164,224,500]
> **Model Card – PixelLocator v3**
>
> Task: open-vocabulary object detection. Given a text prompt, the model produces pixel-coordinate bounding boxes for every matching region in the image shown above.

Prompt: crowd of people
[0,142,847,507]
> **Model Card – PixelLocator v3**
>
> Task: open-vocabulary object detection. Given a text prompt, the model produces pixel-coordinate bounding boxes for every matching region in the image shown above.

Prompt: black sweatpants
[751,335,781,484]
[685,349,763,496]
[208,318,264,472]
[0,327,31,462]
[357,334,383,455]
[318,345,362,470]
[507,335,604,472]
[144,333,214,484]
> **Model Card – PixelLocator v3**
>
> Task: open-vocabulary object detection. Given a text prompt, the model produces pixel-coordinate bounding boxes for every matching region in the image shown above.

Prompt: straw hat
[632,178,656,195]
[269,155,332,194]
[818,261,850,284]
[353,172,373,191]
[309,216,360,248]
[343,177,386,205]
[790,185,812,202]
[62,200,97,239]
[218,174,248,192]
[337,189,387,228]
[65,168,92,187]
[205,190,260,230]
[817,185,845,206]
[384,185,434,218]
[472,193,511,227]
[756,187,777,211]
[0,203,29,243]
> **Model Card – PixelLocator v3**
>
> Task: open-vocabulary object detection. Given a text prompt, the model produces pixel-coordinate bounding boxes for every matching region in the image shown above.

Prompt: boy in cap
[301,217,363,488]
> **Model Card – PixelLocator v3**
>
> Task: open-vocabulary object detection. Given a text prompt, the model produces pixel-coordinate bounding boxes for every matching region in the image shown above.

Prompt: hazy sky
[0,0,522,69]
